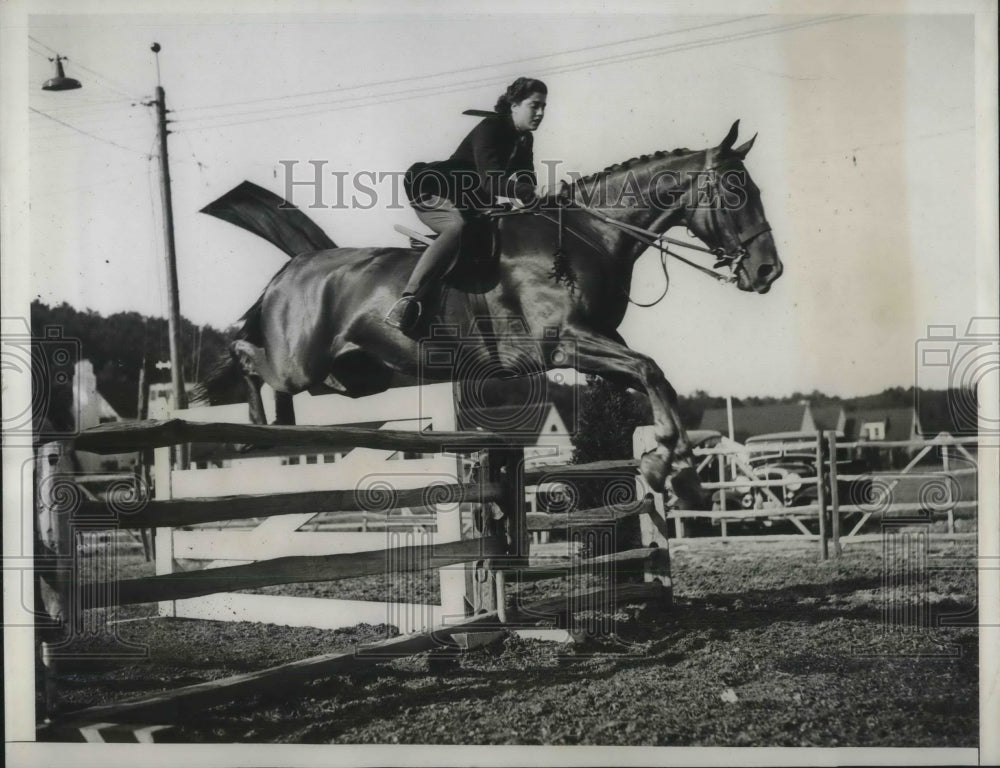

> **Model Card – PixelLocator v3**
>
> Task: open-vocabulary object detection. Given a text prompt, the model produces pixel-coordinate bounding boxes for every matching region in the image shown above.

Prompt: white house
[72,359,136,472]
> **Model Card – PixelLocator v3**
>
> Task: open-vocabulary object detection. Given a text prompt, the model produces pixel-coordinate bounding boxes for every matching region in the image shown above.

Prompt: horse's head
[681,121,782,294]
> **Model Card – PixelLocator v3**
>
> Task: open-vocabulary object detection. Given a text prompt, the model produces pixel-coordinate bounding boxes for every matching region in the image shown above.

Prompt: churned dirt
[45,538,978,746]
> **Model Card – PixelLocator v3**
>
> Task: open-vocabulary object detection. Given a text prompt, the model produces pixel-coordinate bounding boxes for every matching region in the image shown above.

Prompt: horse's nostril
[757,264,774,280]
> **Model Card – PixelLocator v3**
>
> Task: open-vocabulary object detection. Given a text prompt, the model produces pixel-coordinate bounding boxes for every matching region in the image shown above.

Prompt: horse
[196,121,782,507]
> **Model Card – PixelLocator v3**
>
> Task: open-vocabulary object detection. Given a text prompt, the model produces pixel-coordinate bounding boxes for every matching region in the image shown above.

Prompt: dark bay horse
[197,121,782,506]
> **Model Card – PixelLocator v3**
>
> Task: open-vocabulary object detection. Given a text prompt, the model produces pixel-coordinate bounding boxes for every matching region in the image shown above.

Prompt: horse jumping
[196,121,782,507]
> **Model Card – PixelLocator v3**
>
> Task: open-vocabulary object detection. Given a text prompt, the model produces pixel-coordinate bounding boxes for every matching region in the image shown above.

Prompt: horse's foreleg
[560,329,702,509]
[273,391,296,425]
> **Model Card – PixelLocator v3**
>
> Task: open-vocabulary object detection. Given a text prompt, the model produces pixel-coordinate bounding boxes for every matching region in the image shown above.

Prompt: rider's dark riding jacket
[403,114,537,210]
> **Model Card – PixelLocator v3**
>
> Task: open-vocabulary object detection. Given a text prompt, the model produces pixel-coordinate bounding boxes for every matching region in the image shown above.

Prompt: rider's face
[510,92,546,133]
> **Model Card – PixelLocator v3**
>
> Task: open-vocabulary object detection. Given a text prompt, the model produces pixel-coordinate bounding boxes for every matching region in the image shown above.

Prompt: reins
[491,190,757,307]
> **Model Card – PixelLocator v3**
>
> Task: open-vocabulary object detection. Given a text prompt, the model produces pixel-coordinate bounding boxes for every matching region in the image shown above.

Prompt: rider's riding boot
[384,294,422,333]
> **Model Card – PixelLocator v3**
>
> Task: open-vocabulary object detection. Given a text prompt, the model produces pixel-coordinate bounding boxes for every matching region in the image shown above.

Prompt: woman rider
[385,77,547,332]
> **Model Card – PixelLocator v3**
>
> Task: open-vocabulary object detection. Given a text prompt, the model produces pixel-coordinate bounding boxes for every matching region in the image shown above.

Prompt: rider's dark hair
[494,78,547,115]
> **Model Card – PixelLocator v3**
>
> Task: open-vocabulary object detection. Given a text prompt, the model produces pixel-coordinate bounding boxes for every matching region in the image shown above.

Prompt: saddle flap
[392,218,502,292]
[393,224,436,251]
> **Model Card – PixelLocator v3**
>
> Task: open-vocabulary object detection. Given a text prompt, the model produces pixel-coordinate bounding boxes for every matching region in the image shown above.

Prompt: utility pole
[151,43,188,468]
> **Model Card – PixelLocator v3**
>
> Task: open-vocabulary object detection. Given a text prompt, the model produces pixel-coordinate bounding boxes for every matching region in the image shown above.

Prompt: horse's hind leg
[230,343,272,452]
[231,339,295,427]
[243,373,267,426]
[240,376,294,450]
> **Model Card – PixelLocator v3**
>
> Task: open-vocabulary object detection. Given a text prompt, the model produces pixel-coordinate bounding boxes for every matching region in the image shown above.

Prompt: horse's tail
[190,350,244,406]
[190,290,267,405]
[200,181,337,258]
[234,289,265,345]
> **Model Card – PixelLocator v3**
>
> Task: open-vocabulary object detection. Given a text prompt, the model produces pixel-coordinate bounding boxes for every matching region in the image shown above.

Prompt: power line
[173,16,758,116]
[177,130,211,188]
[30,173,148,199]
[28,44,53,60]
[29,106,151,157]
[29,137,154,157]
[30,106,162,161]
[32,97,140,114]
[30,110,154,140]
[168,16,775,125]
[171,15,859,134]
[173,15,859,131]
[172,20,759,125]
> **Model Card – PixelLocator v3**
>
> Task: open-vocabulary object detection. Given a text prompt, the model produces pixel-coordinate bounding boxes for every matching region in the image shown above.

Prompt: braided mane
[572,147,695,188]
[541,147,700,292]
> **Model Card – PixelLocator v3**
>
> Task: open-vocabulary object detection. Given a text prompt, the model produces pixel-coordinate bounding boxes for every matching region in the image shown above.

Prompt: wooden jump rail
[38,410,673,740]
[36,580,669,736]
[72,418,538,454]
[72,498,657,609]
[73,481,505,529]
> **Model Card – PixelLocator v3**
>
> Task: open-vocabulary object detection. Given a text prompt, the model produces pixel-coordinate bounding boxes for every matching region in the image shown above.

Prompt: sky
[11,4,996,399]
[3,2,999,758]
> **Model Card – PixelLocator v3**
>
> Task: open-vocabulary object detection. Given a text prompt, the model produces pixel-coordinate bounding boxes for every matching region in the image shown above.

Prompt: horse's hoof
[639,452,669,493]
[670,465,705,510]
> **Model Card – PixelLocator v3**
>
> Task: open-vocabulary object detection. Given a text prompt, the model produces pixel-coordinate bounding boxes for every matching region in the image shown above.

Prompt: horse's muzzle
[739,236,783,294]
[752,261,781,293]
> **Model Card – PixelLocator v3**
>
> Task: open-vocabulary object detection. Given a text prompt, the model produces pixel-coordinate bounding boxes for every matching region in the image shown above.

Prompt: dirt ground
[43,537,978,746]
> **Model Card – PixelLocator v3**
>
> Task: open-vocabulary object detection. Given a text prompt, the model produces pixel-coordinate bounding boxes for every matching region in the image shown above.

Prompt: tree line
[31,300,231,424]
[30,300,972,443]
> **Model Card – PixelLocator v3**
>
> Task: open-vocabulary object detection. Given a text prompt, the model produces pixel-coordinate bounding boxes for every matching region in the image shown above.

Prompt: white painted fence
[153,383,469,632]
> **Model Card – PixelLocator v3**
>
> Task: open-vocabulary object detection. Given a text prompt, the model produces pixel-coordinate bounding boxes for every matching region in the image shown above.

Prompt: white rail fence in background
[634,427,979,559]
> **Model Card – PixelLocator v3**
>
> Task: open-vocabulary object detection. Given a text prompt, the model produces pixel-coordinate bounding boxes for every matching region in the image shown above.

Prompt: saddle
[393,214,503,295]
[388,215,505,340]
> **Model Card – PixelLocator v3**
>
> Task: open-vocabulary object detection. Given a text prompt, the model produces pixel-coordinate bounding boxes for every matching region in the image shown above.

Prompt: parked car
[711,431,872,513]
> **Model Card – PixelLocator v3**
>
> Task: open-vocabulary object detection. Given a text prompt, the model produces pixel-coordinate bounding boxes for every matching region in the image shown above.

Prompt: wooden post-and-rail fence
[34,391,672,738]
[634,426,979,561]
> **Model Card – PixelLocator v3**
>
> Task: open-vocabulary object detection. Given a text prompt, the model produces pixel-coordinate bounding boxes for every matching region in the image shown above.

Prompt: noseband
[697,170,772,275]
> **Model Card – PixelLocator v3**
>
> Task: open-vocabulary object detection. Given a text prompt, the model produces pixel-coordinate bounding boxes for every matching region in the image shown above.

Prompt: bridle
[685,168,773,277]
[495,168,772,307]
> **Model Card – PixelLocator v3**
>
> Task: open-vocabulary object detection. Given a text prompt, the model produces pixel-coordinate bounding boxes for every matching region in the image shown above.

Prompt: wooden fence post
[815,430,829,561]
[499,446,528,564]
[827,432,841,558]
[464,446,525,621]
[35,441,75,720]
[717,456,727,539]
[496,446,527,622]
[942,445,955,533]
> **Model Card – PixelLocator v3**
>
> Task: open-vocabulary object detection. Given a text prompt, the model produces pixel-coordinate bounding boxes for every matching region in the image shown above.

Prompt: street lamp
[42,43,189,467]
[41,55,82,91]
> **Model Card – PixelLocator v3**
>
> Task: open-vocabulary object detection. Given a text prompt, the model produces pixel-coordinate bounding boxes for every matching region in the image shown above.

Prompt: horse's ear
[732,133,757,158]
[719,120,740,152]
